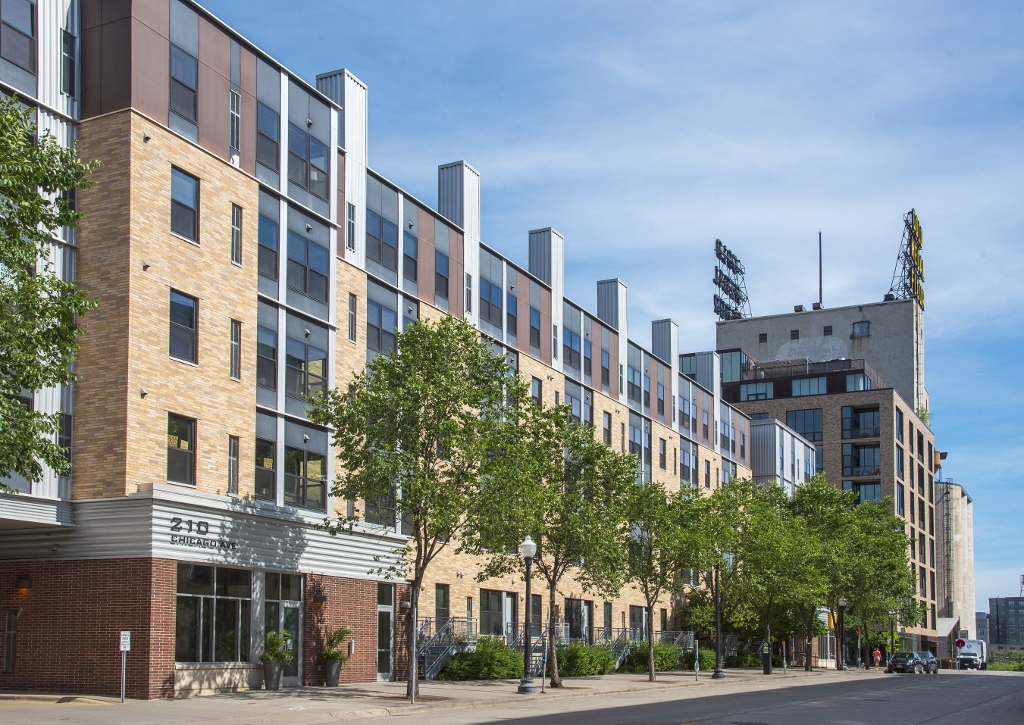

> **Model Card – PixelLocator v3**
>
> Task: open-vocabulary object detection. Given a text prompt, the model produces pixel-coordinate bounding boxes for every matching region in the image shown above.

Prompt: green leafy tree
[624,481,703,681]
[308,315,525,700]
[469,406,635,687]
[0,97,97,486]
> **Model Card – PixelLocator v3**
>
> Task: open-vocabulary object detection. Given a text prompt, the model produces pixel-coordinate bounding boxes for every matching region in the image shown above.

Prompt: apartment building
[0,0,752,698]
[988,597,1024,651]
[935,481,975,638]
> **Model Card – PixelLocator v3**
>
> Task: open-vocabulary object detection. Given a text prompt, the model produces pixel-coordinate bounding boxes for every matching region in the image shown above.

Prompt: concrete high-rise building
[989,596,1024,651]
[0,0,756,698]
[935,481,975,637]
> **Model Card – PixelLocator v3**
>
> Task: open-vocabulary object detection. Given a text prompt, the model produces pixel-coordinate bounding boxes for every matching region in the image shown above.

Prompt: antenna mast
[713,239,751,321]
[888,209,925,309]
[818,230,823,307]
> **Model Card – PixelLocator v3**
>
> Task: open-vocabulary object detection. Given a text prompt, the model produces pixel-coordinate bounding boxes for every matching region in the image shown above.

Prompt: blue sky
[205,0,1024,611]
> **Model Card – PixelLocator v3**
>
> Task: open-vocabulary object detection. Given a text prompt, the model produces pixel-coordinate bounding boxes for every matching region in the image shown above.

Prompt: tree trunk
[647,604,656,682]
[804,617,814,672]
[406,576,420,701]
[548,583,562,687]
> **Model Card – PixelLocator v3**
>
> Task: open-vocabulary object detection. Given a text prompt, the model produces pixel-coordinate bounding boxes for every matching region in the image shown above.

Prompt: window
[167,413,196,485]
[507,293,518,337]
[620,422,625,453]
[256,326,277,389]
[739,381,773,401]
[758,332,767,343]
[529,307,541,349]
[627,364,642,404]
[171,167,199,242]
[786,409,822,442]
[790,329,799,340]
[175,564,251,663]
[583,338,592,377]
[348,293,357,342]
[285,339,327,400]
[3,608,16,673]
[643,373,650,408]
[61,29,76,96]
[479,278,503,328]
[531,378,542,406]
[895,408,904,442]
[284,447,326,510]
[680,446,692,484]
[601,349,610,388]
[403,232,417,283]
[230,319,241,380]
[227,436,239,495]
[552,325,557,359]
[842,444,881,477]
[258,214,279,280]
[0,0,35,73]
[287,123,329,199]
[657,384,665,419]
[842,480,881,505]
[435,251,449,300]
[255,437,276,500]
[466,274,473,314]
[366,299,398,355]
[704,460,711,489]
[565,385,581,423]
[230,204,243,265]
[702,410,709,443]
[170,45,198,123]
[169,291,198,363]
[852,321,871,338]
[256,102,280,171]
[846,373,872,391]
[659,439,666,470]
[842,406,880,438]
[603,412,612,444]
[562,328,581,369]
[792,376,826,397]
[824,325,832,336]
[287,231,329,302]
[346,203,356,251]
[897,482,906,517]
[229,90,241,155]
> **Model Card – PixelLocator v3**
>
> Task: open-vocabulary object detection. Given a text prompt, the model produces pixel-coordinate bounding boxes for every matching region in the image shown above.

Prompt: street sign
[120,631,131,652]
[956,638,966,648]
[762,641,770,654]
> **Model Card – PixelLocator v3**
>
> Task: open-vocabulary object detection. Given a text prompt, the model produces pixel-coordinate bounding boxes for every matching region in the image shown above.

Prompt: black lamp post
[838,596,848,671]
[518,536,537,694]
[711,553,733,680]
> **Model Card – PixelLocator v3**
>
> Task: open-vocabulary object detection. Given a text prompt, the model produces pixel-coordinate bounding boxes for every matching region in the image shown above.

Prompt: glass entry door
[377,583,394,681]
[265,572,303,686]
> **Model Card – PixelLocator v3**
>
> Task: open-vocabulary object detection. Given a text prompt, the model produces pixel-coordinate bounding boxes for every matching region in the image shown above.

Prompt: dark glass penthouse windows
[256,103,280,172]
[258,214,278,280]
[479,278,503,328]
[366,299,398,356]
[0,0,35,73]
[255,437,276,500]
[285,338,327,400]
[287,123,329,200]
[287,231,329,303]
[366,210,398,272]
[170,45,198,123]
[284,447,325,510]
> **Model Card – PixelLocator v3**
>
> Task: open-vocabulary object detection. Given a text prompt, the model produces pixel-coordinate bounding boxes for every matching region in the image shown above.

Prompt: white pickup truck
[956,640,987,670]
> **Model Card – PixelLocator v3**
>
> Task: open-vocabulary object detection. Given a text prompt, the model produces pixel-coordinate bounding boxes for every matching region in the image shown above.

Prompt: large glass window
[366,299,398,356]
[175,565,251,663]
[895,408,904,442]
[403,232,417,283]
[171,167,199,242]
[506,293,517,337]
[256,326,277,389]
[479,278,503,328]
[284,447,326,510]
[435,251,449,300]
[1,0,36,73]
[626,365,642,405]
[562,329,581,370]
[287,123,329,200]
[286,231,329,303]
[169,290,198,363]
[531,377,542,406]
[792,376,826,397]
[846,373,872,392]
[255,437,276,500]
[842,406,880,439]
[258,214,278,280]
[61,29,75,96]
[842,480,882,506]
[601,349,610,389]
[366,210,398,272]
[264,572,302,677]
[285,338,327,400]
[256,102,280,171]
[786,408,823,442]
[842,444,881,477]
[167,413,196,485]
[739,381,773,401]
[529,307,541,349]
[170,45,198,123]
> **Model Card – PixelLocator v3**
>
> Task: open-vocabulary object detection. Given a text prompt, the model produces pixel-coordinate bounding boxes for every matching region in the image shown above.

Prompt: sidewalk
[0,667,890,724]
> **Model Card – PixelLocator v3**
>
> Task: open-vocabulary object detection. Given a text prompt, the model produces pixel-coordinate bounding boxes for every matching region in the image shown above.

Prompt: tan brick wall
[75,110,260,500]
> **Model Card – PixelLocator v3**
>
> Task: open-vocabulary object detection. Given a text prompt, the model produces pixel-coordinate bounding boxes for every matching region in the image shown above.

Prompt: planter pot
[324,659,342,687]
[263,660,283,691]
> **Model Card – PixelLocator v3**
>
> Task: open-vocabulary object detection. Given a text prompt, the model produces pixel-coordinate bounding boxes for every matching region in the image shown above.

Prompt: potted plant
[262,630,294,691]
[320,625,352,687]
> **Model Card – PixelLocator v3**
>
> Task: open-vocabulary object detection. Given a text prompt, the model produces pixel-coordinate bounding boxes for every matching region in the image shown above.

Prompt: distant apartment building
[0,0,754,698]
[989,597,1024,651]
[976,612,990,646]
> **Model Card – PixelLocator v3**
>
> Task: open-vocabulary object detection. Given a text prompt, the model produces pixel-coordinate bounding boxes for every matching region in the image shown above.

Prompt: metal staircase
[416,617,478,680]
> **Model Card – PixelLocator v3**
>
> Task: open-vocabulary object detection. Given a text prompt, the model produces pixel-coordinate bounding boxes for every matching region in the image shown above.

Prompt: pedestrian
[872,647,881,668]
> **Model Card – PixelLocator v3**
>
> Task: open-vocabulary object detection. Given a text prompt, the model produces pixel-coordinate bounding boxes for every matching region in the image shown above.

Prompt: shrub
[618,642,682,673]
[436,637,522,681]
[679,647,715,671]
[552,642,616,677]
[725,651,762,668]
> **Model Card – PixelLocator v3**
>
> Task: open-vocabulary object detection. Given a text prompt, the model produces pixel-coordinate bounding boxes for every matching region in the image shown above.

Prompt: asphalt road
[376,672,1024,725]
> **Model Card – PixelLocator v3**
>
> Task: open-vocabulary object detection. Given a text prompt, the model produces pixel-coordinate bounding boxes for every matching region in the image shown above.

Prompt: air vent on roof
[794,305,806,312]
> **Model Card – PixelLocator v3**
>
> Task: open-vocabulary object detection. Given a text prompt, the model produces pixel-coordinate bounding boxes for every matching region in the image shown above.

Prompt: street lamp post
[518,536,537,694]
[838,597,848,671]
[712,553,733,680]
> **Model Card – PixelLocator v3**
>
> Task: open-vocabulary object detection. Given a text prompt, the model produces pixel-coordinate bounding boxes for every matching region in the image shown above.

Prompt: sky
[205,0,1024,612]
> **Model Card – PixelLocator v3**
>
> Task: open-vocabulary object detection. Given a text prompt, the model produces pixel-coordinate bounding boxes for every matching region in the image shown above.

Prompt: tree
[470,406,635,687]
[308,315,525,701]
[0,97,97,486]
[624,481,703,681]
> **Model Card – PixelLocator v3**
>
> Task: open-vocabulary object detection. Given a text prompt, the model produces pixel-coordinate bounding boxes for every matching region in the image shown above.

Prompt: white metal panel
[438,161,481,327]
[0,493,73,527]
[343,71,367,269]
[36,0,79,118]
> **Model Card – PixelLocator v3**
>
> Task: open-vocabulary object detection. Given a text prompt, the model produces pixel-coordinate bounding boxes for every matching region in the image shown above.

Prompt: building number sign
[169,517,238,552]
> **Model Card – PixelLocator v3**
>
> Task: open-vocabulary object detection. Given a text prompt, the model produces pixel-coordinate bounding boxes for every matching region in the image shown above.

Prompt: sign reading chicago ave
[169,517,238,551]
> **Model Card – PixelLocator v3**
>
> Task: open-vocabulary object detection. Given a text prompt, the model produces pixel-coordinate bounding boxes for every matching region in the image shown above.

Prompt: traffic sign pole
[119,631,131,703]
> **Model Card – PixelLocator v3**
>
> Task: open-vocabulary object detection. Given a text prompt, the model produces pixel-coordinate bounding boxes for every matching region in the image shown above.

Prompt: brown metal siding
[539,286,551,364]
[515,270,530,355]
[416,207,435,302]
[197,17,230,160]
[450,230,464,318]
[129,17,168,122]
[238,46,257,175]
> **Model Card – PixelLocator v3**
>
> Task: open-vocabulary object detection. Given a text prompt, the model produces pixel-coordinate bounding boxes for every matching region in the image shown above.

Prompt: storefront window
[175,564,251,663]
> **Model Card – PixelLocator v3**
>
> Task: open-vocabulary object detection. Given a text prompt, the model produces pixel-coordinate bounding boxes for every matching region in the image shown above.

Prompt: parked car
[917,651,939,674]
[887,651,927,674]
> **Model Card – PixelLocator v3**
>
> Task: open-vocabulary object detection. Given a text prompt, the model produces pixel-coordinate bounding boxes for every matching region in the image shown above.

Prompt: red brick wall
[302,575,410,685]
[0,559,177,699]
